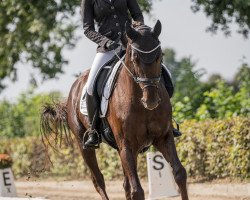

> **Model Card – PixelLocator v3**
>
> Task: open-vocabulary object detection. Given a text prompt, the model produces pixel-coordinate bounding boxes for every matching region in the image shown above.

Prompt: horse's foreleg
[154,133,189,200]
[119,144,144,200]
[122,166,132,200]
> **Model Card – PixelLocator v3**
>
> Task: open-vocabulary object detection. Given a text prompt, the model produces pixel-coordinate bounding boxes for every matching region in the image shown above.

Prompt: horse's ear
[152,20,162,38]
[125,21,139,42]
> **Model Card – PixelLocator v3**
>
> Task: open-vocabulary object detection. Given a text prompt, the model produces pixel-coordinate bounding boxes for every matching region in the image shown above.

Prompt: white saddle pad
[80,56,124,117]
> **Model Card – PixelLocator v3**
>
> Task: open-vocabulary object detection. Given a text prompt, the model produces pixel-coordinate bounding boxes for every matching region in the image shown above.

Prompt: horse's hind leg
[68,121,109,200]
[154,132,189,200]
[80,148,109,200]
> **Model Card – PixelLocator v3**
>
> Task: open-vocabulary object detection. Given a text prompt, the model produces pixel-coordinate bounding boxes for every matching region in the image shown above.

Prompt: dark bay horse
[41,20,189,200]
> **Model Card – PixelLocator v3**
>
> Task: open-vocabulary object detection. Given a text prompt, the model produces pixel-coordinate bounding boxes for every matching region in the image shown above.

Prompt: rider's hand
[105,40,120,51]
[133,21,144,27]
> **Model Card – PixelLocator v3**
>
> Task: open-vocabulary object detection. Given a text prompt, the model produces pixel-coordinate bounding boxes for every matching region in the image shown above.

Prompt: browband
[130,43,161,54]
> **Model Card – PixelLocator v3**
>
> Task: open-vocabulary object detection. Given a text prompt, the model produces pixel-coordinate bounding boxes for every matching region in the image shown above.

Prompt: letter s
[153,155,164,170]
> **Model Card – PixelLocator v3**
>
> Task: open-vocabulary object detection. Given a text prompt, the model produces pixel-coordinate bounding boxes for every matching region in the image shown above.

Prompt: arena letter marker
[147,151,179,199]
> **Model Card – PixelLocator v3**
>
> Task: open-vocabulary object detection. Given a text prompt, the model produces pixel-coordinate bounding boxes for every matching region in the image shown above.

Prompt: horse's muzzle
[141,87,161,110]
[141,98,161,110]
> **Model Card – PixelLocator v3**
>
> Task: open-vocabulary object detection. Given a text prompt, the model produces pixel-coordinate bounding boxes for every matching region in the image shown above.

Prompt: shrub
[0,91,62,138]
[0,154,13,169]
[176,117,250,179]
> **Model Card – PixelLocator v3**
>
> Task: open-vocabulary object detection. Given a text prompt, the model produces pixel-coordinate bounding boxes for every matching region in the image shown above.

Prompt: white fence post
[147,151,179,200]
[0,167,17,197]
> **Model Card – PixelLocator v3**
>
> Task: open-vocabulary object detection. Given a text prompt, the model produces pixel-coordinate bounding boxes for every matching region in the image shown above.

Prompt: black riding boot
[173,128,182,137]
[172,119,182,137]
[83,93,101,149]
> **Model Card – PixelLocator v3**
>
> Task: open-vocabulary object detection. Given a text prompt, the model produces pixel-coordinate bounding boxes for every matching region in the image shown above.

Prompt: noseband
[114,43,162,90]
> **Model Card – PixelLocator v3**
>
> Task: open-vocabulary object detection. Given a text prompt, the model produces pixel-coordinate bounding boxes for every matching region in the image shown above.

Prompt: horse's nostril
[158,98,161,104]
[141,99,147,108]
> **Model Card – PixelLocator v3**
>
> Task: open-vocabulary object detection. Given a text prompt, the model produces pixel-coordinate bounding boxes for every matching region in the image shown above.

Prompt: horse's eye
[134,52,138,58]
[156,53,163,62]
[132,51,139,61]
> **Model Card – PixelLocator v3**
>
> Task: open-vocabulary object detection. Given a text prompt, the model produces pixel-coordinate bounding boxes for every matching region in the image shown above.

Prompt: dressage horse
[41,20,189,200]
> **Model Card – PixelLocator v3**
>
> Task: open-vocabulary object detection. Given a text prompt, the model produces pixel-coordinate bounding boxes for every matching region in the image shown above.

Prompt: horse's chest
[147,118,167,133]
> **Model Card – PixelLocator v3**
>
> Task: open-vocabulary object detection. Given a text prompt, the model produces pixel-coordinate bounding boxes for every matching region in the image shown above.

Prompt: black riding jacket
[81,0,144,52]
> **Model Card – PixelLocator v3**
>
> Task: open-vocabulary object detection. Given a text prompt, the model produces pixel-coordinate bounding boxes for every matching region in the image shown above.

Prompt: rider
[81,0,181,148]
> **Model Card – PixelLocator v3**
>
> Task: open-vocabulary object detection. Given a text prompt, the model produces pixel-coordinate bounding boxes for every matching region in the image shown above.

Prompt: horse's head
[125,20,162,110]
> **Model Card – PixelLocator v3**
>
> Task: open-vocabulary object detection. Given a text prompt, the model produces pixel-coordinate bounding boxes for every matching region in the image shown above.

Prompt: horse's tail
[40,101,73,150]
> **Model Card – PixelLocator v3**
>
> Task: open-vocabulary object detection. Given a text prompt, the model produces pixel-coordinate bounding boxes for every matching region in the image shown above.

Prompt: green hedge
[176,117,250,179]
[0,117,249,180]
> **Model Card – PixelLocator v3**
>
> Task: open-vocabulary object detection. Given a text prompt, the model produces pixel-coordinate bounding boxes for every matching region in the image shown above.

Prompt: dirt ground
[15,180,250,200]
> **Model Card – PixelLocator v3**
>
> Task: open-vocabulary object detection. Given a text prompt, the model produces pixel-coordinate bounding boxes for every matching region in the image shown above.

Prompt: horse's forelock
[128,24,161,64]
[131,21,151,36]
[135,26,152,36]
[127,22,161,64]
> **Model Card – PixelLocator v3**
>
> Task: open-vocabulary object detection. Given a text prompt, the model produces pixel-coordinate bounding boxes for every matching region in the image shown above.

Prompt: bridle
[114,42,162,90]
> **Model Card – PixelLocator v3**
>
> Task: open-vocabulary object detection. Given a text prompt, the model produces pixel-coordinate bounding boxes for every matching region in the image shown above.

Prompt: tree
[191,0,250,38]
[163,48,205,102]
[163,48,209,121]
[0,0,80,92]
[0,0,156,92]
[163,52,250,121]
[232,63,250,89]
[207,73,224,85]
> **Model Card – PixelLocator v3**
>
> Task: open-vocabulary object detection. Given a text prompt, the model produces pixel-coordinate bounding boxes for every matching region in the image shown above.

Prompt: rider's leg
[173,128,182,137]
[86,51,115,96]
[84,51,114,148]
[161,63,182,137]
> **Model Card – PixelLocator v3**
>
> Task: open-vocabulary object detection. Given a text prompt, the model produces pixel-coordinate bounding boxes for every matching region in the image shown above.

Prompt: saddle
[82,51,174,150]
[93,50,125,150]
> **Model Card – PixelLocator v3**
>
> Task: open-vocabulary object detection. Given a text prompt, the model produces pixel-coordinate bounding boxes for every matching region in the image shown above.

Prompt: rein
[113,43,162,89]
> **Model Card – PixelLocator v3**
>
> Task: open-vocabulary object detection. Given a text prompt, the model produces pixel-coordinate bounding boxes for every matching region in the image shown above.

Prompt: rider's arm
[127,0,144,24]
[81,0,110,48]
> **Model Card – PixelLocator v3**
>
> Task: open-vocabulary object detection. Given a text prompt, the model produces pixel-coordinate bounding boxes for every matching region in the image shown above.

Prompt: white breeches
[86,51,115,95]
